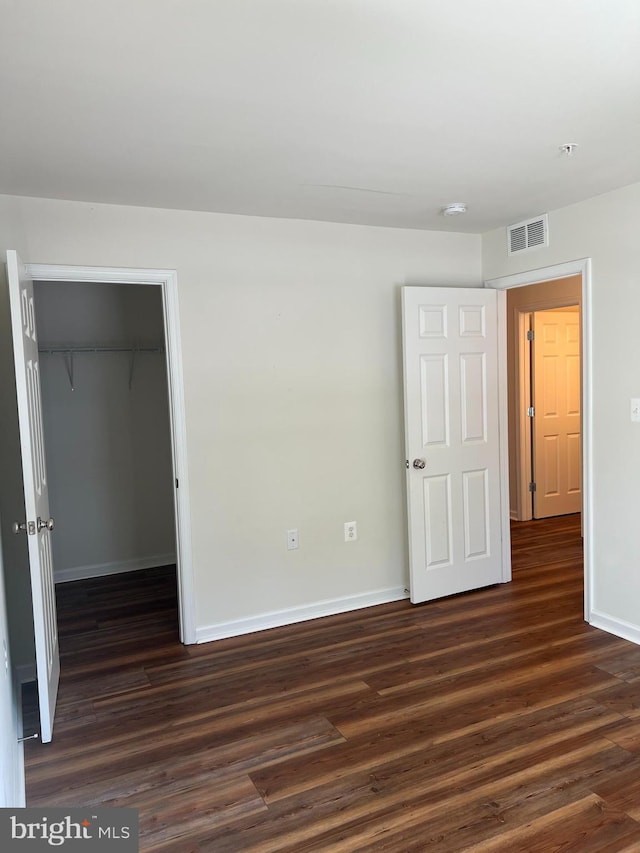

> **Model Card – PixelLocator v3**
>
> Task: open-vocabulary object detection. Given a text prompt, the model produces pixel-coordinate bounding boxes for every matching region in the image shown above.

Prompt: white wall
[0,194,481,642]
[483,180,640,640]
[34,282,176,581]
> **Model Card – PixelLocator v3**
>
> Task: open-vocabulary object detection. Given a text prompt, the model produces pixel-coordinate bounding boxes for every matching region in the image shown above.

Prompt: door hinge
[175,478,179,489]
[529,482,537,492]
[527,406,535,417]
[527,329,535,341]
[405,459,409,469]
[12,520,37,536]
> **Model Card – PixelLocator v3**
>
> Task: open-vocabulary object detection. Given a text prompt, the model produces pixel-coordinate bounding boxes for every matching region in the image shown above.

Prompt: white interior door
[402,286,505,603]
[532,308,582,518]
[7,250,59,743]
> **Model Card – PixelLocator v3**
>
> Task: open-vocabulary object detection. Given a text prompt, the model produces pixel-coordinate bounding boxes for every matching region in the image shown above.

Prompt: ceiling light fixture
[442,202,467,216]
[559,143,578,157]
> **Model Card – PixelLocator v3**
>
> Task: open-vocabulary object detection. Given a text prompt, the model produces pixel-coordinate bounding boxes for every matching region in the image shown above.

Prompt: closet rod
[38,345,164,354]
[38,345,165,391]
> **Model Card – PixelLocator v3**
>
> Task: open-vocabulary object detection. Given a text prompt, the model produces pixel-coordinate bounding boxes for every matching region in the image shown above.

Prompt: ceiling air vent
[507,214,548,255]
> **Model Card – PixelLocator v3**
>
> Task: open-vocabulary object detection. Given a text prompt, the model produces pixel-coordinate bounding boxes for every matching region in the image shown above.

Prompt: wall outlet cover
[344,521,357,542]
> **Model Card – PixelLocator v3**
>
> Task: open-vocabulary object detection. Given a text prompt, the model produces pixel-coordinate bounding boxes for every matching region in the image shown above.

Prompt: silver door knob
[412,458,426,470]
[37,517,55,532]
[12,521,27,534]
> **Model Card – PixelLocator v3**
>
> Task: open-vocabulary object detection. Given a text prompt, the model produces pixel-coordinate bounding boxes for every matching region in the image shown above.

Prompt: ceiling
[2,0,640,234]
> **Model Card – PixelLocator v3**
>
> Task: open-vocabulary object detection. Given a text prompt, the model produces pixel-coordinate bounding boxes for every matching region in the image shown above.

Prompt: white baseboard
[589,608,640,646]
[54,553,176,584]
[510,510,518,521]
[15,663,36,685]
[196,586,410,644]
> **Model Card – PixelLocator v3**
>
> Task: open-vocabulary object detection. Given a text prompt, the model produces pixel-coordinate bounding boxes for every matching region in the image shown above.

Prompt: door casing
[485,258,593,623]
[25,262,196,644]
[507,276,582,522]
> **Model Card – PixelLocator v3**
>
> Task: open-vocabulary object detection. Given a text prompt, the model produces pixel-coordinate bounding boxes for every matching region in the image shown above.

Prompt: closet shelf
[38,344,165,391]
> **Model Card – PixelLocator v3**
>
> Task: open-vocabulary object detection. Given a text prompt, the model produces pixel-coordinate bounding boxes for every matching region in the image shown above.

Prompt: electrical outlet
[344,521,357,542]
[287,528,299,550]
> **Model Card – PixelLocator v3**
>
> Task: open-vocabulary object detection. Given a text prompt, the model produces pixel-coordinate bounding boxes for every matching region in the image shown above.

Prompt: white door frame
[24,262,196,645]
[485,258,593,623]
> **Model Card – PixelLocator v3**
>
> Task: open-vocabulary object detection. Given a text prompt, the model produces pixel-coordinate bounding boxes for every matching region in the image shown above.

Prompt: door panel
[402,287,504,604]
[423,474,452,568]
[463,468,490,559]
[7,250,59,743]
[460,352,486,442]
[420,355,449,446]
[532,309,582,518]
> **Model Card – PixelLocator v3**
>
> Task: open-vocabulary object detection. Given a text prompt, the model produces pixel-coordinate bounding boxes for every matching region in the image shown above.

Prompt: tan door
[532,308,581,518]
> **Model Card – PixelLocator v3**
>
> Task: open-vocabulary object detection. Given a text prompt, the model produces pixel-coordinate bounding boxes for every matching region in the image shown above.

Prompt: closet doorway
[25,262,195,647]
[34,280,177,607]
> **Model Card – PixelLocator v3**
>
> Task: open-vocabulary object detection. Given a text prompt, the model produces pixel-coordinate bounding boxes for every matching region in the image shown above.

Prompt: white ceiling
[2,0,640,233]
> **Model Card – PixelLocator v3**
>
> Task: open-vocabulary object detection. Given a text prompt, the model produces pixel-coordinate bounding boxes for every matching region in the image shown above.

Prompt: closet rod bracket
[63,350,74,391]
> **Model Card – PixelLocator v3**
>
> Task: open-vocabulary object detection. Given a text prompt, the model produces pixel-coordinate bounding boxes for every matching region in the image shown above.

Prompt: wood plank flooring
[23,514,640,851]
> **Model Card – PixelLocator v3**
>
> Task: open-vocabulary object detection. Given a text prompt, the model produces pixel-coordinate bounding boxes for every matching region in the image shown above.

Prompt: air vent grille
[509,225,527,253]
[507,214,548,254]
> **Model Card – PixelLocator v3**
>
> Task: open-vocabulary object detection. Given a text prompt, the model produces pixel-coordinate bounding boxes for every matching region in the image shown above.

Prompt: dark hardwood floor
[24,515,640,851]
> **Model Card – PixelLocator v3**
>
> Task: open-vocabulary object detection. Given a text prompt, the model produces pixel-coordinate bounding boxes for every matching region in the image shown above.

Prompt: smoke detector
[442,202,467,216]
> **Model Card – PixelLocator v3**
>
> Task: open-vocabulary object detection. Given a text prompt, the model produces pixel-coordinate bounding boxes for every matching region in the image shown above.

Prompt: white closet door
[7,250,59,743]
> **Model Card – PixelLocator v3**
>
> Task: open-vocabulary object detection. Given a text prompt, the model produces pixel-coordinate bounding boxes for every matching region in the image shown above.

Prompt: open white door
[532,309,582,518]
[7,250,59,743]
[402,286,504,603]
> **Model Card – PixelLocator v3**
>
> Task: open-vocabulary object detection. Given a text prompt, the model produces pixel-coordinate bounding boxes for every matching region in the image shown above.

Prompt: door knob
[12,521,27,534]
[37,517,55,532]
[412,458,426,470]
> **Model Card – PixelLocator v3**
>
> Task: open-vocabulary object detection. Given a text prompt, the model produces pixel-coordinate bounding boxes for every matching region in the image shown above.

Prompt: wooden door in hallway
[532,308,582,518]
